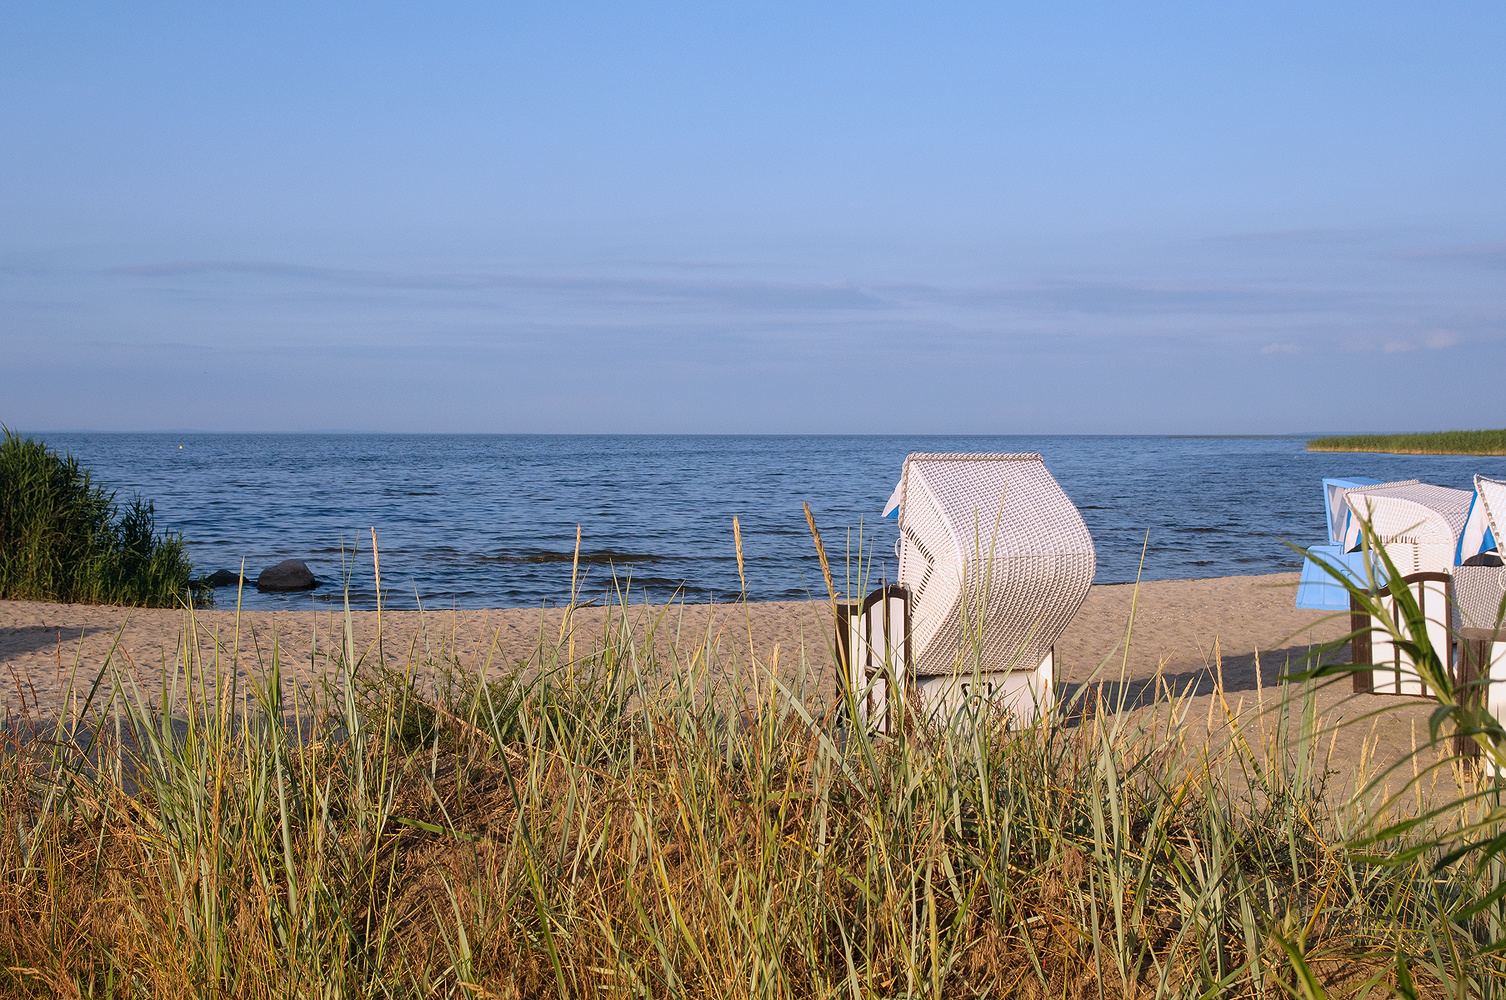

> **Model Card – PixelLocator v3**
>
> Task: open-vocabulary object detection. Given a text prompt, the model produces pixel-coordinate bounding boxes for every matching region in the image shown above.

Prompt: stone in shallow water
[256,560,317,592]
[205,569,248,588]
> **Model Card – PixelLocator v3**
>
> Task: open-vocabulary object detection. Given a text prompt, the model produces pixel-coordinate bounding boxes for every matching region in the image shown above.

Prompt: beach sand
[0,573,1459,797]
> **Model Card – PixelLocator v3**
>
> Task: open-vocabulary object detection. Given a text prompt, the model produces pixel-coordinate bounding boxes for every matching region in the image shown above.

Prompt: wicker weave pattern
[1327,479,1417,545]
[895,453,1096,677]
[1453,564,1506,631]
[1344,481,1476,575]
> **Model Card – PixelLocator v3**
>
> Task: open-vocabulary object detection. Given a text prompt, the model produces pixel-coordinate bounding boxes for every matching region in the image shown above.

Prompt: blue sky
[3,3,1503,433]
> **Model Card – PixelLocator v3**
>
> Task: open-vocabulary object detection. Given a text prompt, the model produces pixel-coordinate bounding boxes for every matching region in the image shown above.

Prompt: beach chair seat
[1349,571,1452,697]
[835,585,909,729]
[843,453,1095,732]
[1339,480,1492,694]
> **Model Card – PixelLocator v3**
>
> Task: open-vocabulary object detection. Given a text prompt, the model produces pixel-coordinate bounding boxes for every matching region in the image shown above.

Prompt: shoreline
[1,571,1453,787]
[0,572,1357,710]
[191,566,1313,610]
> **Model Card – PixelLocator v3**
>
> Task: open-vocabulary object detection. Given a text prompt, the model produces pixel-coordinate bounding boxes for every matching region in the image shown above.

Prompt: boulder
[256,559,317,592]
[205,569,248,588]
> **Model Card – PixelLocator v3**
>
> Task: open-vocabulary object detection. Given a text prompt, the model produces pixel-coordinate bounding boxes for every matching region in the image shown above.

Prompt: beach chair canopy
[1343,480,1482,573]
[1468,475,1505,561]
[1323,477,1382,546]
[892,453,1096,677]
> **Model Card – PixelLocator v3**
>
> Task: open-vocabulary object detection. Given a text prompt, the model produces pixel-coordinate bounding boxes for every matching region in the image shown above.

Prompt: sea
[33,434,1506,611]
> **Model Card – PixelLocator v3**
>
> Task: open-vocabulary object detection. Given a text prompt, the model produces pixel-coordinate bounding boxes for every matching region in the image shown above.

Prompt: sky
[2,3,1503,434]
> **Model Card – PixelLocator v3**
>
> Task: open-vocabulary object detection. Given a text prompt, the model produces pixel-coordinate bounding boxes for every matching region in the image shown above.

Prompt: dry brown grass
[0,591,1495,999]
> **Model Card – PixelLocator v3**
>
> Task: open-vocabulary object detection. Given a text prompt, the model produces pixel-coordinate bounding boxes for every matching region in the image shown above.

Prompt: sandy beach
[0,572,1454,791]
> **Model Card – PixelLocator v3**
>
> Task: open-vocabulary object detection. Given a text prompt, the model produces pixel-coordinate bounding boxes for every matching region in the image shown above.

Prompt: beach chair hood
[1473,475,1506,558]
[1323,477,1382,546]
[894,452,1095,677]
[1343,479,1479,573]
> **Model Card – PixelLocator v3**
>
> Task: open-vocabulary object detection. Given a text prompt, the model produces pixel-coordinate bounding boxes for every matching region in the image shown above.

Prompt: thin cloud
[1404,242,1506,268]
[1204,227,1381,246]
[946,281,1345,317]
[1425,329,1460,349]
[107,260,888,311]
[1260,343,1301,354]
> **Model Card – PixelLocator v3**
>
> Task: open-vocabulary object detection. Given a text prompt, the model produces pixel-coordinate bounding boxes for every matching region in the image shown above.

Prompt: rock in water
[257,559,317,591]
[206,569,247,588]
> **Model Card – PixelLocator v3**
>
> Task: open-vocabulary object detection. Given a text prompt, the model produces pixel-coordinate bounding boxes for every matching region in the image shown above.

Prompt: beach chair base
[837,585,911,734]
[837,584,1056,732]
[1456,626,1504,762]
[912,650,1055,728]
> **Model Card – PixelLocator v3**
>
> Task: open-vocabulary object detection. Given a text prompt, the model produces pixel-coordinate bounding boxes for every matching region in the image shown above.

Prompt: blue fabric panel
[1295,544,1371,610]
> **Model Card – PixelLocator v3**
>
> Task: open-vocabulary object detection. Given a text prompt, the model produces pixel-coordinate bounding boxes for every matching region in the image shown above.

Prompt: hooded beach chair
[1340,479,1490,697]
[1455,476,1506,758]
[1342,480,1483,575]
[839,453,1096,731]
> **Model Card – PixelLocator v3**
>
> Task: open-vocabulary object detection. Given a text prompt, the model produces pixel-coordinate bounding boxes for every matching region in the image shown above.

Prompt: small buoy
[179,445,183,449]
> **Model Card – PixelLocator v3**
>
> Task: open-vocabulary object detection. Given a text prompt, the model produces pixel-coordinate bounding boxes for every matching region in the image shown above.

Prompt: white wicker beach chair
[1341,480,1467,696]
[1459,476,1506,758]
[1342,479,1491,699]
[842,453,1096,731]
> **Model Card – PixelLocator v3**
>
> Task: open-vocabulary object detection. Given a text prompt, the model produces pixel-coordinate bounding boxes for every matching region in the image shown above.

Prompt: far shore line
[1306,428,1506,457]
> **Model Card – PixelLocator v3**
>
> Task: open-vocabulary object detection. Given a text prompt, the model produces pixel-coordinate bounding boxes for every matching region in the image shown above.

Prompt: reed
[0,538,1499,997]
[0,429,204,607]
[1306,429,1506,456]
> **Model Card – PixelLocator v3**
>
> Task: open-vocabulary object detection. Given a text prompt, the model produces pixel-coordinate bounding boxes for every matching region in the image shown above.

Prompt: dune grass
[1306,429,1506,456]
[0,429,205,607]
[0,538,1502,999]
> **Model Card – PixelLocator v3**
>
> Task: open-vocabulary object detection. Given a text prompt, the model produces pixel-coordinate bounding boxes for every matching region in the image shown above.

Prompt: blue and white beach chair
[1334,479,1497,698]
[1296,477,1498,609]
[1294,477,1382,610]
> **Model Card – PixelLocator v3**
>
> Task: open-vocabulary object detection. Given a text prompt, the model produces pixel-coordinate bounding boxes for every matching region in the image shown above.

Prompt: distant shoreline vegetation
[1306,429,1506,456]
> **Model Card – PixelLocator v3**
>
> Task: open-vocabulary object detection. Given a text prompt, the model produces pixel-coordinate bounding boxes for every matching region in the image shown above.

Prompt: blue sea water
[33,434,1506,611]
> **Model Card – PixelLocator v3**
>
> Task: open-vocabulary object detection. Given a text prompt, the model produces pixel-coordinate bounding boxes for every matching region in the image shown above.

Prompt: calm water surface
[37,434,1506,610]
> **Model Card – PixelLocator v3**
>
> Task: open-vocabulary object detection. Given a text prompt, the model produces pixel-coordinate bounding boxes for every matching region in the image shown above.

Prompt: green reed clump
[0,428,205,606]
[1306,429,1506,456]
[0,572,1497,999]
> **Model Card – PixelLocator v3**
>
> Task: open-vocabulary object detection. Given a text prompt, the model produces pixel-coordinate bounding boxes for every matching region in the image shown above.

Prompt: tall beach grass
[0,527,1502,998]
[0,429,204,607]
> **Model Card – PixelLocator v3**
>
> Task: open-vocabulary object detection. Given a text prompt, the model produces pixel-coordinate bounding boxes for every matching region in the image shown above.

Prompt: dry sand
[0,573,1458,795]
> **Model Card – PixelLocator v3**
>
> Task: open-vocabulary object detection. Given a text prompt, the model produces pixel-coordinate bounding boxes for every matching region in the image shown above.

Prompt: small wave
[483,549,666,565]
